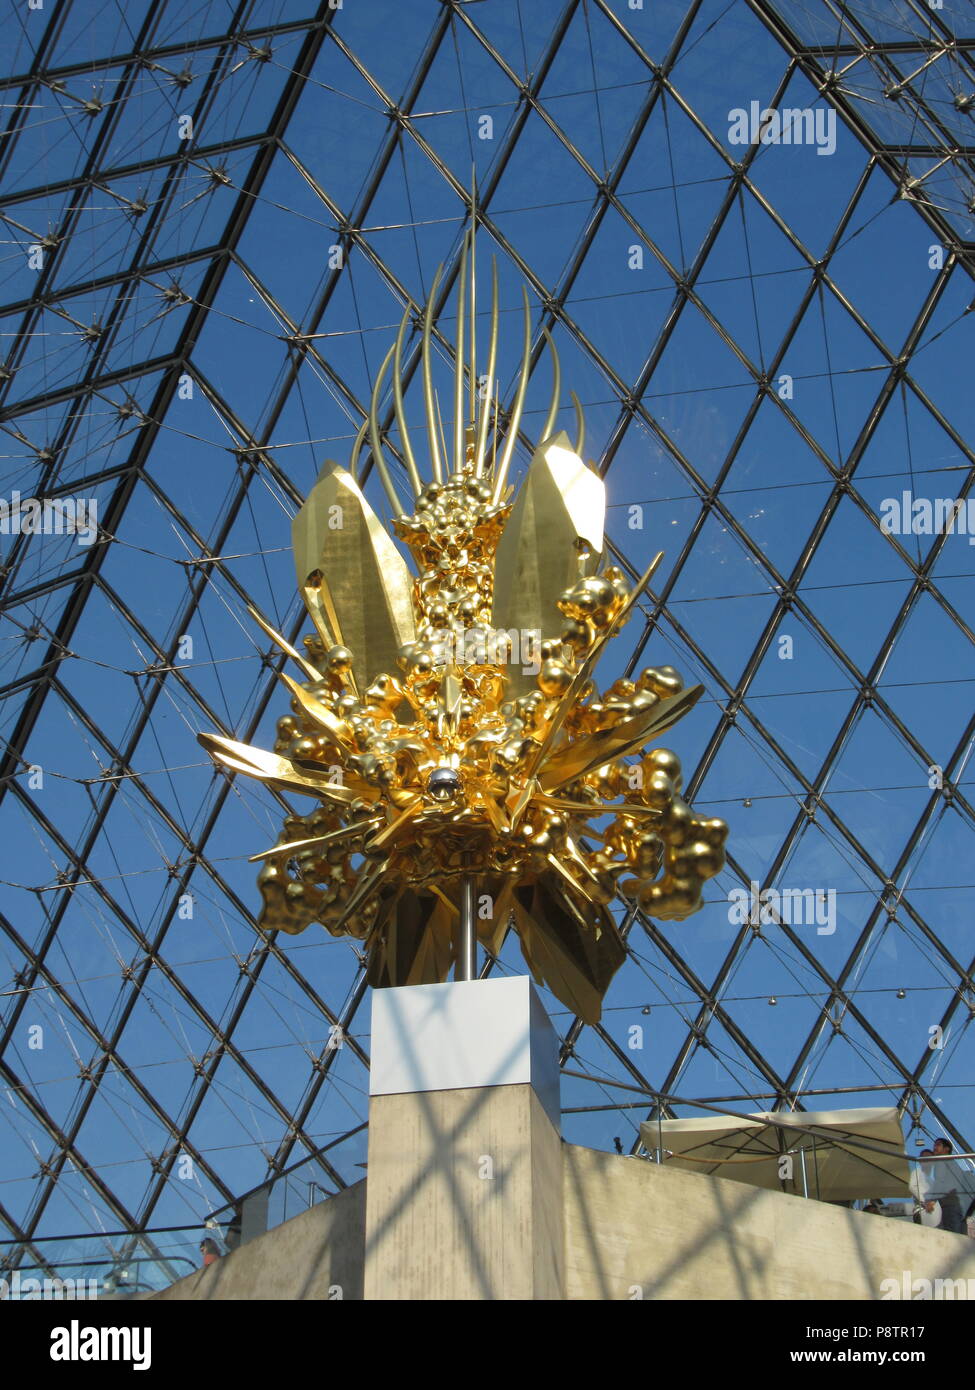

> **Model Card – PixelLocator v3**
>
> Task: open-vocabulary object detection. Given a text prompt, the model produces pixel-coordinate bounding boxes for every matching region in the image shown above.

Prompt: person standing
[930,1138,967,1234]
[910,1150,941,1228]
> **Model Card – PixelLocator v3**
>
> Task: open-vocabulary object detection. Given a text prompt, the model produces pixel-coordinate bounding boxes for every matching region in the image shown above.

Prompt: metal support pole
[456,876,477,981]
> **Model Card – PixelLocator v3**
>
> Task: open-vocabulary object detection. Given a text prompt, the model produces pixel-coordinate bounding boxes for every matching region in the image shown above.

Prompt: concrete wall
[563,1144,975,1300]
[364,1083,563,1300]
[151,1135,975,1301]
[151,1180,365,1301]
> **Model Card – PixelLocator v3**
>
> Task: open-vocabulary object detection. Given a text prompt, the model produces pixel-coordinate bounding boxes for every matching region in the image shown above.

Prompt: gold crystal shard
[491,430,604,699]
[514,881,626,1026]
[291,462,415,694]
[366,889,454,989]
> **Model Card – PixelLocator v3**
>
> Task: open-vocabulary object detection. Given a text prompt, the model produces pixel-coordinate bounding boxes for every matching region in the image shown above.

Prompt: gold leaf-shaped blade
[247,604,321,683]
[292,463,415,691]
[538,686,703,792]
[490,430,605,698]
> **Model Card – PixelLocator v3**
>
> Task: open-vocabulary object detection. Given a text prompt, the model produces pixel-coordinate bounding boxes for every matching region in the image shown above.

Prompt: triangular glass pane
[745,69,870,258]
[828,167,946,353]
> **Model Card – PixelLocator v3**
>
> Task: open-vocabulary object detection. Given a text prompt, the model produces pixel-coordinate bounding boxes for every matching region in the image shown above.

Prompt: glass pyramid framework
[1,0,973,1268]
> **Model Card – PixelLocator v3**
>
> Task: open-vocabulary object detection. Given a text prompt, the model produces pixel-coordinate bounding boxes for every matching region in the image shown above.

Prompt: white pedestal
[364,976,565,1300]
[369,975,561,1126]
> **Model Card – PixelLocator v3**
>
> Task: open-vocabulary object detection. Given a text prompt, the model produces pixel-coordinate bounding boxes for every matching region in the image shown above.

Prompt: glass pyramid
[1,0,973,1271]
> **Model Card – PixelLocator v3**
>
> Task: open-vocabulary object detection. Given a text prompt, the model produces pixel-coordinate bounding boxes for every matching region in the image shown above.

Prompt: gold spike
[583,550,665,676]
[427,883,458,919]
[434,389,449,471]
[196,732,359,803]
[277,671,354,749]
[538,795,661,819]
[474,259,499,477]
[481,789,509,836]
[365,796,424,854]
[539,325,561,444]
[328,859,387,937]
[422,264,445,484]
[454,231,468,475]
[570,388,585,458]
[300,575,358,700]
[300,576,334,650]
[304,570,340,643]
[505,777,538,826]
[469,183,477,426]
[246,603,321,683]
[438,667,463,743]
[491,378,499,470]
[563,832,618,892]
[538,687,702,793]
[301,573,359,697]
[368,342,407,516]
[348,415,369,482]
[392,302,422,498]
[545,850,592,900]
[248,818,382,863]
[492,285,531,504]
[521,550,665,791]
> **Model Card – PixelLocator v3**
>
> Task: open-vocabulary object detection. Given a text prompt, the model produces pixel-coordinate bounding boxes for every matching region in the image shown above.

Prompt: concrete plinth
[363,977,564,1300]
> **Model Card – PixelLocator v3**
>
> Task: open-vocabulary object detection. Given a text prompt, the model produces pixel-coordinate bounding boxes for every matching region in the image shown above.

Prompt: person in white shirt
[910,1149,941,1228]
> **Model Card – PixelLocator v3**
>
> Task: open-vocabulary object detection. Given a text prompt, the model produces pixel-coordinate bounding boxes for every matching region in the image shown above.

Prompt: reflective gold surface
[199,234,728,1023]
[491,430,604,700]
[291,464,415,695]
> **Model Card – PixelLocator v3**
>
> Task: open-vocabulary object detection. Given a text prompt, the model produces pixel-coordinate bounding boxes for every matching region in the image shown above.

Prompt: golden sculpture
[199,234,727,1023]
